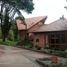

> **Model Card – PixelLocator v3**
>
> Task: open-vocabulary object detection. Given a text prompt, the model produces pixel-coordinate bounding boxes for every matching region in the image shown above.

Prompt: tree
[12,20,18,41]
[0,0,34,20]
[0,0,34,41]
[1,7,11,41]
[15,16,33,47]
[14,15,27,40]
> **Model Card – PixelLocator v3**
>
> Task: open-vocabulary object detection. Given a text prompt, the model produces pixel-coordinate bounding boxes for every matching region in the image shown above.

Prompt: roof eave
[32,30,67,33]
[28,16,47,30]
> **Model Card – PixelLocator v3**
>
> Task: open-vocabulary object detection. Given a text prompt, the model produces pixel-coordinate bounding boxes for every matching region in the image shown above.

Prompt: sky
[21,0,67,24]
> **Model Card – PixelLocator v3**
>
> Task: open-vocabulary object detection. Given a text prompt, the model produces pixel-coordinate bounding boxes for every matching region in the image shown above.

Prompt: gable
[16,16,47,30]
[33,18,67,32]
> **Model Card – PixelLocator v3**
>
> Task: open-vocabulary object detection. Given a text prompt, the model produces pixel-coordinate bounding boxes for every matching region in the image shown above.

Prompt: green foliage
[44,48,67,58]
[0,39,17,46]
[23,37,32,45]
[1,8,11,41]
[0,0,34,42]
[12,21,18,41]
[14,15,27,41]
[0,27,2,39]
[7,30,14,41]
[0,0,34,20]
[15,15,25,21]
[51,50,67,58]
[35,45,41,50]
[15,15,26,25]
[17,36,33,48]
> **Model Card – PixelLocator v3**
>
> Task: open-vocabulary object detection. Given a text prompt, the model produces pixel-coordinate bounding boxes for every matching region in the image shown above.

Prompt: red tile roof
[33,17,67,32]
[16,16,47,30]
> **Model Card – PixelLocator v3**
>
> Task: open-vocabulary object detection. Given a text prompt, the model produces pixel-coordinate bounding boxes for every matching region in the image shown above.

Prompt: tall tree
[0,0,34,21]
[14,15,26,41]
[1,7,11,41]
[0,0,34,41]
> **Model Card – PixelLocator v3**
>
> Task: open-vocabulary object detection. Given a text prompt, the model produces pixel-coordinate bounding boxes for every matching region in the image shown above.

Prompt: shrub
[43,48,67,58]
[7,30,14,41]
[35,45,41,50]
[0,39,17,46]
[16,37,33,48]
[49,49,67,58]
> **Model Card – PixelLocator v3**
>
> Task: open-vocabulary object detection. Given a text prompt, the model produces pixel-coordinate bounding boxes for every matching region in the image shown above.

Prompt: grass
[0,39,17,46]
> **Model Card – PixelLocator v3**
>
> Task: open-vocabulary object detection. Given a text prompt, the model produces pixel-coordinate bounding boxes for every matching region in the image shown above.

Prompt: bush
[43,48,67,58]
[49,49,67,58]
[0,39,17,46]
[54,51,67,58]
[35,45,41,50]
[16,37,33,48]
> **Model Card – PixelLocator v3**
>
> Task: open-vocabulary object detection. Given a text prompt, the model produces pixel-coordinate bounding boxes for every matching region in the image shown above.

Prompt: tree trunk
[0,3,5,41]
[2,36,5,42]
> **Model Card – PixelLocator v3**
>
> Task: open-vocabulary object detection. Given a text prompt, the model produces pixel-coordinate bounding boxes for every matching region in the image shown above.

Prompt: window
[51,39,55,43]
[49,34,66,44]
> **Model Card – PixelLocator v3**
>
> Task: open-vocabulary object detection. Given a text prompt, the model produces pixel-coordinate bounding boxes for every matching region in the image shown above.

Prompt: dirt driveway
[0,45,50,67]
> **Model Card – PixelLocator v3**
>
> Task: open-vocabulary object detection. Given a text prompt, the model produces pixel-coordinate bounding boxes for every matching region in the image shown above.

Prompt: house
[16,16,47,40]
[32,16,67,49]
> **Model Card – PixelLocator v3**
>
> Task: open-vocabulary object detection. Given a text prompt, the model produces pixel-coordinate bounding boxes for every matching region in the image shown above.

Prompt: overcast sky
[21,0,67,24]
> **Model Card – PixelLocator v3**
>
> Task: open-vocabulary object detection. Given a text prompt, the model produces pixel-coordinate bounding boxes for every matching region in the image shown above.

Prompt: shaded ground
[0,45,50,67]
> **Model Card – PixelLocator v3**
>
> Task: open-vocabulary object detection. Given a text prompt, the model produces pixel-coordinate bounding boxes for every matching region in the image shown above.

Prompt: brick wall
[34,33,46,48]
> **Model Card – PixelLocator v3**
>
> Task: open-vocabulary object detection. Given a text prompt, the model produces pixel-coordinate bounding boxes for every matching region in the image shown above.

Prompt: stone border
[36,58,60,67]
[36,59,47,67]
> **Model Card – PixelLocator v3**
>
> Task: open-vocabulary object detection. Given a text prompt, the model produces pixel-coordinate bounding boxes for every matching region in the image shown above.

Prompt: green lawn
[0,39,17,46]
